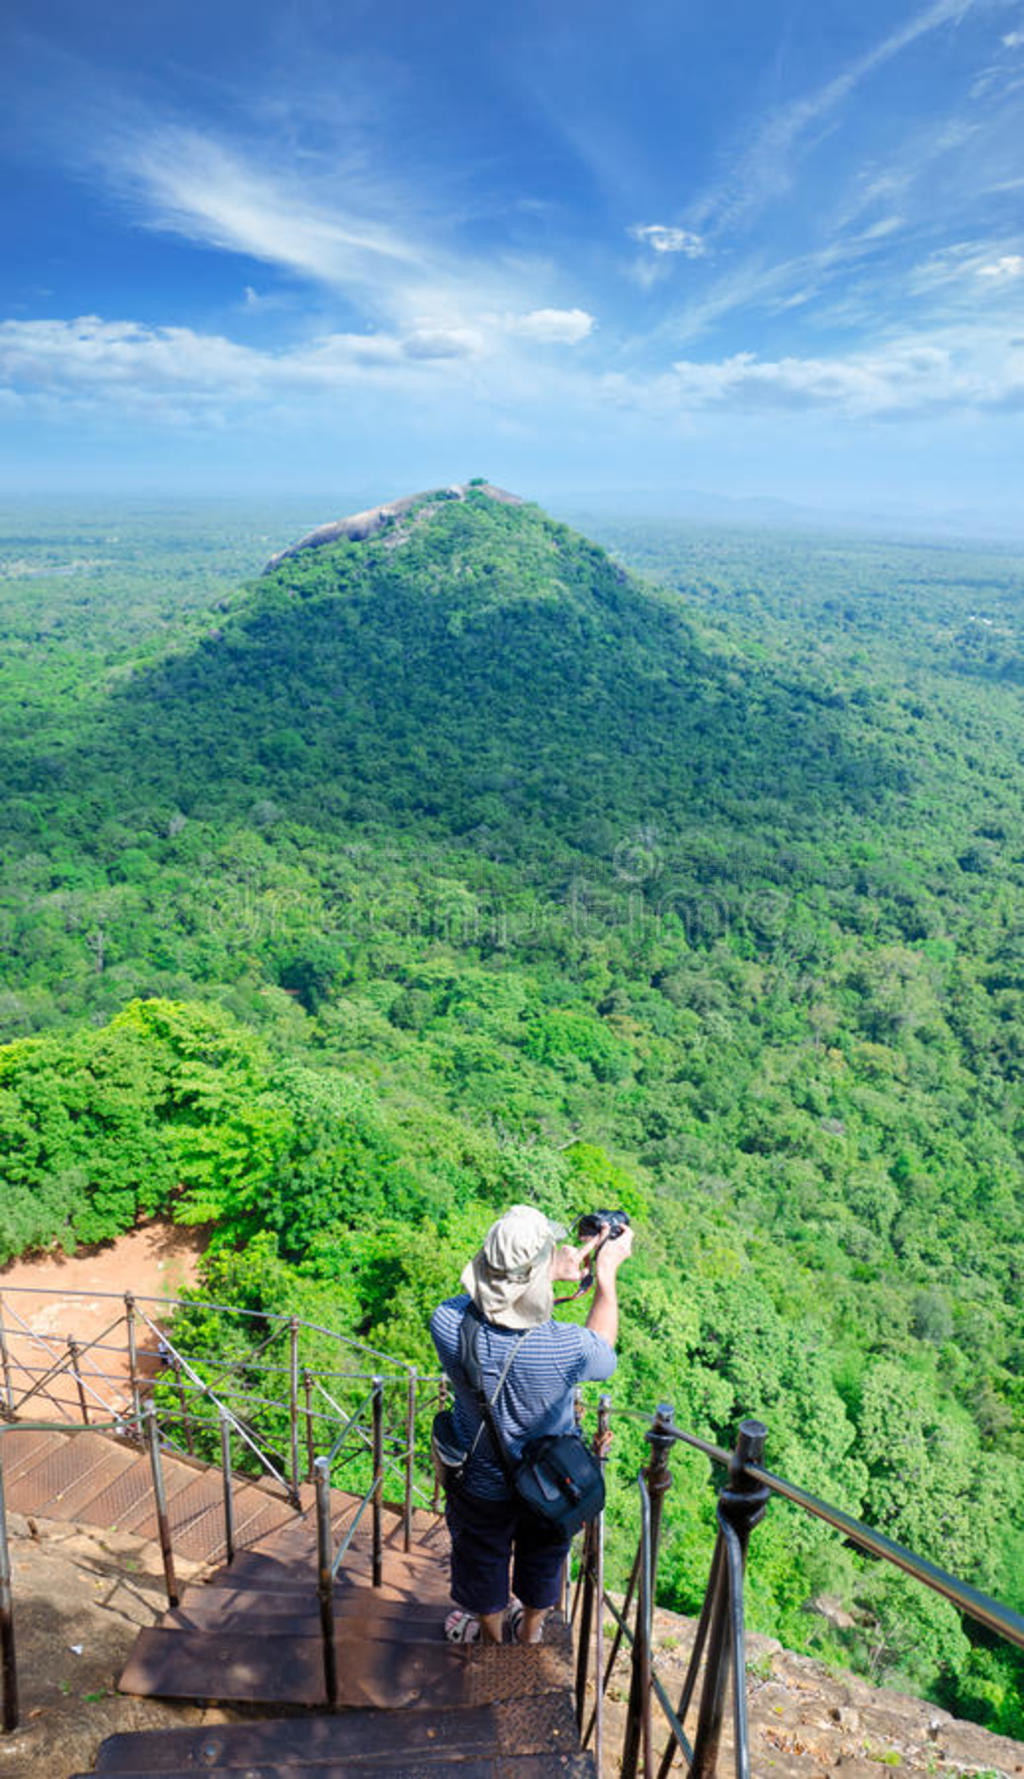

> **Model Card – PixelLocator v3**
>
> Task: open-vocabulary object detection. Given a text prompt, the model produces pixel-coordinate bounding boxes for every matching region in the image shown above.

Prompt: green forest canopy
[0,488,1021,1731]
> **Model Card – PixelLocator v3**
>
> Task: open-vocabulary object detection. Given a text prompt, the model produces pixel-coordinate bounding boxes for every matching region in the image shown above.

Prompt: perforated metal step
[93,1692,584,1770]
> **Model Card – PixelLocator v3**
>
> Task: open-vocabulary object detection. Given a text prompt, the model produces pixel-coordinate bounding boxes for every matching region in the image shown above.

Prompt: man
[430,1203,633,1645]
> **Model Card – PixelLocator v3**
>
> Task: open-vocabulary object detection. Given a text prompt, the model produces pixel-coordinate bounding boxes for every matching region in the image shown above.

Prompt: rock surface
[590,1601,1024,1778]
[262,482,523,571]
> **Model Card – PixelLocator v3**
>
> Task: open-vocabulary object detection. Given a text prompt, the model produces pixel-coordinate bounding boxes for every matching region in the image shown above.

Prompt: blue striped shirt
[430,1294,616,1499]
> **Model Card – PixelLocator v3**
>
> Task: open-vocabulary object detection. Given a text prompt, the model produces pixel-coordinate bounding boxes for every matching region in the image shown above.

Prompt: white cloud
[4,299,1022,435]
[629,224,706,258]
[506,308,594,344]
[662,332,1024,415]
[87,121,600,369]
[0,316,424,414]
[1002,29,1024,46]
[0,309,592,426]
[977,253,1024,278]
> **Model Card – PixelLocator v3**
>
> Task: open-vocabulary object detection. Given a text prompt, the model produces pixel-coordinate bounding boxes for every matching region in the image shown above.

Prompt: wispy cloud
[907,237,1024,295]
[93,118,596,355]
[690,0,983,235]
[628,224,706,258]
[100,125,425,301]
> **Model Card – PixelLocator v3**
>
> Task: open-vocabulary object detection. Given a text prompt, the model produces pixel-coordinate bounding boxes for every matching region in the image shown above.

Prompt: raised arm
[584,1227,634,1348]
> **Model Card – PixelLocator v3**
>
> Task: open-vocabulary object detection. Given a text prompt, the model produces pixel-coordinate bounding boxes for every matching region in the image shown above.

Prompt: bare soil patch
[0,1224,206,1421]
[0,1511,237,1779]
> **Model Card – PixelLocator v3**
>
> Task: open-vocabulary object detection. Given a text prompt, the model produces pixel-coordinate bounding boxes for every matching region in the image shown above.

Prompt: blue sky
[2,0,1023,527]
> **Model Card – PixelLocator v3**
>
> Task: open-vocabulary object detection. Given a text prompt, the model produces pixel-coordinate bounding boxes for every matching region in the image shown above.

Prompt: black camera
[577,1209,631,1242]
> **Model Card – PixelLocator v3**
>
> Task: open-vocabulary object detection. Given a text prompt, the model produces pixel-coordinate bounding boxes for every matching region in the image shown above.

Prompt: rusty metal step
[115,1460,209,1537]
[243,1507,416,1561]
[0,1427,69,1491]
[175,1583,449,1629]
[119,1626,572,1709]
[229,1483,300,1548]
[130,1467,235,1557]
[94,1694,583,1770]
[198,1544,449,1598]
[16,1430,139,1519]
[73,1454,163,1530]
[76,1759,595,1778]
[162,1601,448,1642]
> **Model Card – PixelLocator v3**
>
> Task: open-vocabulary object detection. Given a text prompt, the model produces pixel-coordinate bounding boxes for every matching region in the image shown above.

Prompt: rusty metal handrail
[575,1399,1024,1779]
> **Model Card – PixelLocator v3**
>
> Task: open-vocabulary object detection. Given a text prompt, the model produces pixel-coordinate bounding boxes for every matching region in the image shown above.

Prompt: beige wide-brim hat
[461,1204,567,1330]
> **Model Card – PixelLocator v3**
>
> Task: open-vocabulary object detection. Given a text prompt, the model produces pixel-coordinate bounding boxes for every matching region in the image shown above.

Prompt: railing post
[219,1411,235,1567]
[124,1293,142,1437]
[566,1385,586,1625]
[690,1419,769,1779]
[403,1369,416,1554]
[0,1299,14,1419]
[67,1338,89,1426]
[432,1376,448,1512]
[575,1519,597,1726]
[622,1402,674,1779]
[0,1452,18,1733]
[303,1369,316,1483]
[371,1376,384,1588]
[288,1317,301,1508]
[144,1404,179,1608]
[594,1393,611,1779]
[314,1457,338,1708]
[171,1357,194,1456]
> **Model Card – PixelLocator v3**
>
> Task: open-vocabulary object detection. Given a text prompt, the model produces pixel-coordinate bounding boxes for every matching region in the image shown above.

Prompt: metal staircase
[3,1286,1023,1779]
[97,1509,590,1776]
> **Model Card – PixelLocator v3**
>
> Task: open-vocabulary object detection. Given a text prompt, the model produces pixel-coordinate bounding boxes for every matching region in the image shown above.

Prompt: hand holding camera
[552,1209,632,1297]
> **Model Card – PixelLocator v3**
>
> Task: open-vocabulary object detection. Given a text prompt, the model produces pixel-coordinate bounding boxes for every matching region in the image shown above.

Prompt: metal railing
[570,1403,1024,1779]
[0,1288,445,1737]
[0,1286,427,1509]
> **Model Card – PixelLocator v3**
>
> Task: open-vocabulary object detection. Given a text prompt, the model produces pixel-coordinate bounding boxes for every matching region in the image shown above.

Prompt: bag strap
[459,1303,530,1487]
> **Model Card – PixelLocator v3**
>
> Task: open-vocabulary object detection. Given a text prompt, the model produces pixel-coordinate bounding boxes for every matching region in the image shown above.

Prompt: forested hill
[8,481,900,844]
[0,488,1022,1732]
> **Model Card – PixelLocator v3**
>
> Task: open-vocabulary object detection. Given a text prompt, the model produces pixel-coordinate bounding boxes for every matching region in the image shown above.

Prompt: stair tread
[82,1760,594,1778]
[166,1595,450,1634]
[199,1554,450,1603]
[162,1606,450,1642]
[94,1694,582,1770]
[178,1581,446,1621]
[119,1625,572,1709]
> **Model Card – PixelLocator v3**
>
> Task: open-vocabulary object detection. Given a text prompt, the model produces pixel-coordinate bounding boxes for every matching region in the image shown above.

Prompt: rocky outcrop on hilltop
[263,481,523,570]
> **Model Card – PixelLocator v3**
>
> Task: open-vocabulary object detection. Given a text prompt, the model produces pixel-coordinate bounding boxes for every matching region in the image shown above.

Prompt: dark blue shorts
[445,1490,570,1616]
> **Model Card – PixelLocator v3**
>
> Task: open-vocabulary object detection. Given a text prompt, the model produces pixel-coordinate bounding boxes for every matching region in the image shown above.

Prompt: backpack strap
[459,1302,531,1488]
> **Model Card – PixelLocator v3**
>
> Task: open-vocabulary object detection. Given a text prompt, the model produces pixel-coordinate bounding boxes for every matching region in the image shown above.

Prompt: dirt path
[0,1224,206,1421]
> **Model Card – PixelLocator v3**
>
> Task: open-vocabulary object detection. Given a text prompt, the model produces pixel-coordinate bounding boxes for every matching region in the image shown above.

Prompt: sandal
[504,1601,524,1644]
[444,1608,481,1643]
